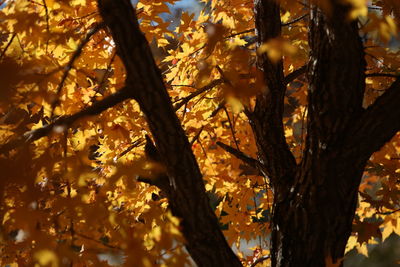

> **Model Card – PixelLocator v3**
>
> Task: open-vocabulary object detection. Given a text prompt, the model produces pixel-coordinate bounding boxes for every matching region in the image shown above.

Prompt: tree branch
[0,88,131,155]
[375,208,400,215]
[97,0,241,265]
[306,4,366,148]
[51,22,105,115]
[250,255,270,267]
[249,0,297,194]
[0,33,16,60]
[173,78,224,111]
[42,0,50,52]
[365,73,399,78]
[284,65,307,85]
[224,29,254,39]
[281,14,308,26]
[216,141,260,171]
[189,126,204,146]
[346,77,400,160]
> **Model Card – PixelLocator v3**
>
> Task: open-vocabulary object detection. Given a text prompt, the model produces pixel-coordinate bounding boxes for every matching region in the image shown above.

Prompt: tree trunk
[253,0,400,265]
[2,0,400,266]
[253,1,372,266]
[271,155,367,266]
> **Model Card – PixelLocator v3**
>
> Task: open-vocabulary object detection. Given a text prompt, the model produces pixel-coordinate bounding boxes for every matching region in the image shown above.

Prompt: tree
[0,0,399,266]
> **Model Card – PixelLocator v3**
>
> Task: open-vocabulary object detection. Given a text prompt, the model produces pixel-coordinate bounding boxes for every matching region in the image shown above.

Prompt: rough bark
[252,1,398,267]
[249,0,297,200]
[345,76,400,159]
[97,0,242,266]
[2,1,400,266]
[269,3,367,266]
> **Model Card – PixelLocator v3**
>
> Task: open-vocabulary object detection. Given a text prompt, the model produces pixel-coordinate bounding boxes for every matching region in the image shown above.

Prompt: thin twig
[224,29,254,39]
[69,11,99,22]
[170,84,196,88]
[210,101,226,118]
[281,14,308,26]
[51,22,105,116]
[198,138,208,159]
[366,73,399,78]
[223,107,240,150]
[42,0,50,53]
[118,138,144,159]
[190,126,204,146]
[90,50,117,103]
[376,208,400,215]
[15,34,26,54]
[0,33,16,60]
[173,78,224,111]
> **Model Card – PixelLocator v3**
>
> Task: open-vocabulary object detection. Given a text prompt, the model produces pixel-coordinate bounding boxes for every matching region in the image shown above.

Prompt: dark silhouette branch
[210,100,226,118]
[173,78,224,111]
[0,33,16,60]
[375,208,400,215]
[190,126,204,146]
[118,138,144,159]
[223,107,240,150]
[346,76,400,159]
[224,28,254,39]
[0,88,131,155]
[281,14,308,26]
[365,73,399,78]
[216,141,260,171]
[284,65,307,85]
[42,0,50,52]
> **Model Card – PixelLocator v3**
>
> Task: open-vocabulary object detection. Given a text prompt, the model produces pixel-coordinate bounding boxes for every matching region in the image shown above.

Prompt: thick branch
[306,5,366,148]
[346,77,400,160]
[97,0,241,266]
[249,0,297,195]
[0,88,131,155]
[271,4,368,265]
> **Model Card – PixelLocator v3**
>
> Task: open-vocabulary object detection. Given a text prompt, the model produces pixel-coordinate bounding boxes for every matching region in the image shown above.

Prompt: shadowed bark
[2,1,400,266]
[97,0,242,266]
[251,1,398,266]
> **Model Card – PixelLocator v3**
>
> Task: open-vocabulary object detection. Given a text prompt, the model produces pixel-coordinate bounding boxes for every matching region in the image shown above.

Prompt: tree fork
[266,1,398,266]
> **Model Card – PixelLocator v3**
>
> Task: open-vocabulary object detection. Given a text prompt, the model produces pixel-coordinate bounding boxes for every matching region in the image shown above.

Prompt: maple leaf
[1,0,400,266]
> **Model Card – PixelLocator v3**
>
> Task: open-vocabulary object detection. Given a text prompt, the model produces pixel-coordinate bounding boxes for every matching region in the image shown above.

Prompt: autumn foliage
[0,0,400,266]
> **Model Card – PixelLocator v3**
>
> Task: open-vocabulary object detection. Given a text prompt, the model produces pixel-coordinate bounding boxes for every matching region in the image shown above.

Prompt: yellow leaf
[343,0,368,19]
[34,249,59,267]
[71,0,86,6]
[257,38,298,63]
